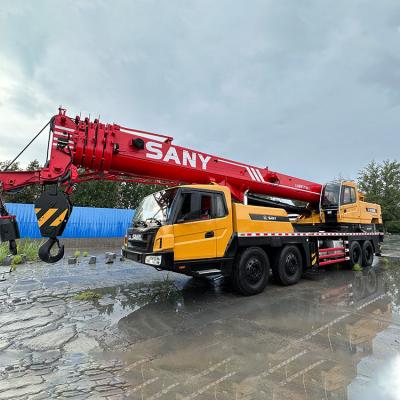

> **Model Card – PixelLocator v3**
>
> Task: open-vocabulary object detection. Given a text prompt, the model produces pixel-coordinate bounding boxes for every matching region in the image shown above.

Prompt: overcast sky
[0,0,398,183]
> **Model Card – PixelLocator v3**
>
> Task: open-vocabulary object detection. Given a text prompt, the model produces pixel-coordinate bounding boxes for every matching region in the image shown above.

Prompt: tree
[71,180,120,208]
[71,179,163,209]
[358,160,400,233]
[117,182,162,209]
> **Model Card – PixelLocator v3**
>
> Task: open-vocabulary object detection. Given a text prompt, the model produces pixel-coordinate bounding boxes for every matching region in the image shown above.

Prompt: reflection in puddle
[95,257,400,400]
[93,278,184,325]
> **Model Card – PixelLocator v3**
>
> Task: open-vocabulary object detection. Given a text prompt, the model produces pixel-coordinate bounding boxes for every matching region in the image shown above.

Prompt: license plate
[130,234,143,241]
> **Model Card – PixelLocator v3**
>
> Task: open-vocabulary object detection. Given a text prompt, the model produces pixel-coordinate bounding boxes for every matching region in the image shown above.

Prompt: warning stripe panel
[37,208,58,227]
[238,232,383,238]
[50,210,68,227]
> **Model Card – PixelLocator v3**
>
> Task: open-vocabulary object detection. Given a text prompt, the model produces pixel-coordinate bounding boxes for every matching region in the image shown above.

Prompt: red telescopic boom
[0,108,322,202]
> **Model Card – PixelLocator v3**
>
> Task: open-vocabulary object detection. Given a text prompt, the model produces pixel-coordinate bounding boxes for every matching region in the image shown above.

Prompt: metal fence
[5,203,135,239]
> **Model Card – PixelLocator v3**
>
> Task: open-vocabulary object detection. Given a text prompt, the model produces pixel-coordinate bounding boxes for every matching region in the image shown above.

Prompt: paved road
[0,238,399,399]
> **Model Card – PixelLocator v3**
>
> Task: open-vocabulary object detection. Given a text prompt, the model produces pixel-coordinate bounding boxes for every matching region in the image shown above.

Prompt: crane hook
[38,237,64,263]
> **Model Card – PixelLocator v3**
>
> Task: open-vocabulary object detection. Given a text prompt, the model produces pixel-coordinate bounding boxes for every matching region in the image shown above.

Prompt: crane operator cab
[319,181,382,231]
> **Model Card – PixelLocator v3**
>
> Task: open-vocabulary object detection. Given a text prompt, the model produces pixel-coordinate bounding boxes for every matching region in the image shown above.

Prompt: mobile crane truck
[0,108,383,295]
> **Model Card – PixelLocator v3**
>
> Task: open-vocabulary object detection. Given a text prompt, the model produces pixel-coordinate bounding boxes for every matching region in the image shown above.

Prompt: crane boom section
[0,109,322,203]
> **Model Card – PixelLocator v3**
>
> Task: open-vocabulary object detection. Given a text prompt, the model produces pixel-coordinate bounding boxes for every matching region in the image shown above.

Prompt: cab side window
[176,191,227,222]
[215,194,227,217]
[342,186,356,205]
[176,193,199,222]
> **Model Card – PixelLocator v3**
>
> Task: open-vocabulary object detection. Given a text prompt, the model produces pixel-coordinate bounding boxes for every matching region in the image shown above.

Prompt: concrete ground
[0,237,399,400]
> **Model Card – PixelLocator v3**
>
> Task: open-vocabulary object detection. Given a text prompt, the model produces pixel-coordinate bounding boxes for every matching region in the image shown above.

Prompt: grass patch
[0,239,43,264]
[12,255,23,265]
[0,245,8,264]
[74,290,102,301]
[352,263,362,271]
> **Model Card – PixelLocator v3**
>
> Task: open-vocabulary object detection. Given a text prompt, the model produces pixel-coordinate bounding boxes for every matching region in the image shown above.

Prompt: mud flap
[34,186,72,263]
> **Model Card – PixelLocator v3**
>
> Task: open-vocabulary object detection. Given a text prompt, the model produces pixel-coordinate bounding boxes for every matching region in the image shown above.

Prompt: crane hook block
[38,237,64,263]
[34,186,72,263]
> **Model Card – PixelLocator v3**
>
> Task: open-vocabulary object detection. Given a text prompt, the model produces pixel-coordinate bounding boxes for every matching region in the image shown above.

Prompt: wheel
[232,247,270,295]
[347,241,362,267]
[361,241,374,267]
[272,245,303,286]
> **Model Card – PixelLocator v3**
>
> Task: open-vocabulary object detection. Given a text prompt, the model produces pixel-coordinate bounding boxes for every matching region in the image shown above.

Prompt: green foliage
[17,239,43,262]
[0,245,8,264]
[71,180,161,209]
[74,290,102,301]
[71,180,120,208]
[352,263,362,271]
[74,250,81,257]
[0,239,42,264]
[12,255,22,265]
[82,251,89,257]
[358,160,400,232]
[117,182,162,209]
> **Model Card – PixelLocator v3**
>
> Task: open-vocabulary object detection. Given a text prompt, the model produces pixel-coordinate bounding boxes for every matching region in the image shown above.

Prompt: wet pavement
[0,238,399,399]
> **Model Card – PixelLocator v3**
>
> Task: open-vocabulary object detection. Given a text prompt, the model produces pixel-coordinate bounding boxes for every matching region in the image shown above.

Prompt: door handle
[205,231,214,238]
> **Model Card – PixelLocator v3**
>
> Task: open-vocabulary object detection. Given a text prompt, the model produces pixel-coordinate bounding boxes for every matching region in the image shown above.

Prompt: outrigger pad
[34,187,72,238]
[0,216,20,242]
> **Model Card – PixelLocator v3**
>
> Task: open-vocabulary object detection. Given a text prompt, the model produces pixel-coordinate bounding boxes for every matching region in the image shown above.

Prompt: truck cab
[122,185,234,273]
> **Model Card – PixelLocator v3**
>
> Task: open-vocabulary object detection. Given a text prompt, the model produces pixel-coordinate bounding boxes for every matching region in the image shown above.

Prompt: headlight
[145,255,162,266]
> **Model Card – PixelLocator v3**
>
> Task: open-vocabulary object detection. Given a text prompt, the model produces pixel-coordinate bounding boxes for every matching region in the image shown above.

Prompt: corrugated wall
[5,203,135,239]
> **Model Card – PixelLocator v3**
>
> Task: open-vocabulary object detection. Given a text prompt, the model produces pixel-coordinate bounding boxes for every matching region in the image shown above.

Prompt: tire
[272,245,303,286]
[361,241,374,267]
[347,241,362,267]
[232,247,270,296]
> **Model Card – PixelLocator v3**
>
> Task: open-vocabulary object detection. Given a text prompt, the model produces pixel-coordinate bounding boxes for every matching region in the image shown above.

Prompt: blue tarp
[5,203,135,238]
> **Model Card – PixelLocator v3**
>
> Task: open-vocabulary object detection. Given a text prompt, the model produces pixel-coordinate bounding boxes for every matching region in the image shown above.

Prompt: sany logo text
[145,141,211,170]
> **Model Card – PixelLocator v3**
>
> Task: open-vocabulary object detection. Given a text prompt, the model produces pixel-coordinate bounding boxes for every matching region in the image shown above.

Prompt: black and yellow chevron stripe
[311,252,317,266]
[35,208,69,228]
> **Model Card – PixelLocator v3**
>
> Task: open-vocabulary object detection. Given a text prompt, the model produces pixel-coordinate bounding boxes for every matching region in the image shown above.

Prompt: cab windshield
[133,188,177,226]
[321,183,340,208]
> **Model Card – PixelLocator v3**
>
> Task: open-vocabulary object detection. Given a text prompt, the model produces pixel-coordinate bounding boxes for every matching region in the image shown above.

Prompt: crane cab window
[341,186,356,205]
[175,191,227,222]
[321,183,340,209]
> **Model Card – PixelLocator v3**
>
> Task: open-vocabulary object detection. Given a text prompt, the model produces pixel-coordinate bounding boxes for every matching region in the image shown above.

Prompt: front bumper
[122,247,175,271]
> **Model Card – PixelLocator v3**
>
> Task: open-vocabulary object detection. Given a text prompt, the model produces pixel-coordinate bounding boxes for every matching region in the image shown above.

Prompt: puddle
[0,236,398,399]
[92,279,185,326]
